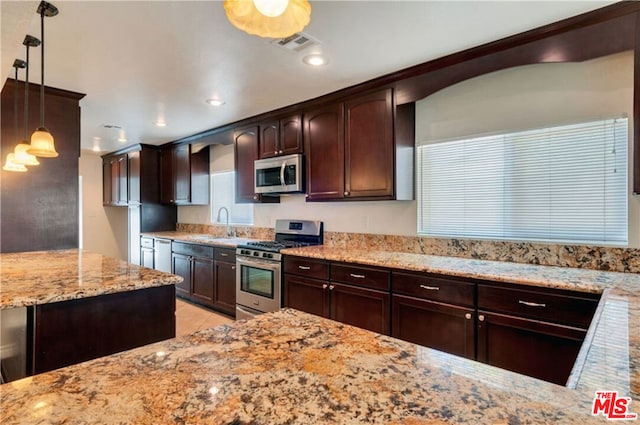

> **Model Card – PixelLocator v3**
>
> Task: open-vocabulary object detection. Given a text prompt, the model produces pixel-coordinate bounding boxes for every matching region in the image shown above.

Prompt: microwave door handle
[280,162,286,186]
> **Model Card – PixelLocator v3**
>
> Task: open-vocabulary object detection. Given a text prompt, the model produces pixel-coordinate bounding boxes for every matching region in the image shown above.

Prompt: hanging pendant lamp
[13,35,41,167]
[3,60,29,172]
[224,0,311,39]
[28,1,59,158]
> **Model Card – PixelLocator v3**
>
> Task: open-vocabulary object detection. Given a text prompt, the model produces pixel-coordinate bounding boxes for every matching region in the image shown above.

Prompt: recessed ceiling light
[155,120,167,127]
[302,53,328,66]
[92,145,101,152]
[206,99,225,106]
[118,137,127,142]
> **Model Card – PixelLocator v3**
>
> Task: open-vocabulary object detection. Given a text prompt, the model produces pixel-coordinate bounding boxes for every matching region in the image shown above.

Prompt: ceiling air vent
[271,32,318,52]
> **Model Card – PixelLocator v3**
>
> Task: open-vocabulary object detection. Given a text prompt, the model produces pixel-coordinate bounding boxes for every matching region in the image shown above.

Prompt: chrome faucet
[216,206,234,237]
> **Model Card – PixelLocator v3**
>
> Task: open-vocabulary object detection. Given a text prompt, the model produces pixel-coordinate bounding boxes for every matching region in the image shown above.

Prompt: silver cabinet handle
[419,285,439,291]
[478,314,485,322]
[322,284,328,289]
[465,313,472,320]
[329,285,335,290]
[349,273,365,279]
[220,253,229,257]
[298,265,311,270]
[519,300,546,308]
[344,191,350,196]
[231,266,236,270]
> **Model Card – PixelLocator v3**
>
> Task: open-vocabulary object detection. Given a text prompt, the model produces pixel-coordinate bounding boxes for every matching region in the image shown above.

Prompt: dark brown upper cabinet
[303,88,414,202]
[258,114,303,159]
[234,125,280,204]
[159,143,209,206]
[103,145,164,206]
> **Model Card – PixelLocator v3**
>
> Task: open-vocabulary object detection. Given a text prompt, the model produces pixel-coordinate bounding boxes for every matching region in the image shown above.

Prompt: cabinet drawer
[331,263,390,291]
[477,284,599,329]
[171,242,214,259]
[215,248,236,262]
[284,256,329,280]
[392,272,474,307]
[140,237,154,249]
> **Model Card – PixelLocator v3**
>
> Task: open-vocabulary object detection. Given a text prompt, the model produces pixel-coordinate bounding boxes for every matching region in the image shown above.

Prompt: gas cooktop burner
[244,240,311,252]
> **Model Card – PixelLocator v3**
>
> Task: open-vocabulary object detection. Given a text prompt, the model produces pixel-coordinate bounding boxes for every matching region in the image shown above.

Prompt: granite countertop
[0,309,617,424]
[281,245,640,403]
[0,249,182,310]
[142,231,258,248]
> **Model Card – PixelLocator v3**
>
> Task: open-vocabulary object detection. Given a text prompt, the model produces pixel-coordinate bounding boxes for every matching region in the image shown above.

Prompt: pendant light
[13,35,41,167]
[28,1,59,158]
[224,0,311,39]
[2,60,28,173]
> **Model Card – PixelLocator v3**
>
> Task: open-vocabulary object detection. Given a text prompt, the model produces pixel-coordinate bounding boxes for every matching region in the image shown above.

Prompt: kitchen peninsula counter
[281,246,640,403]
[0,308,619,424]
[0,249,182,309]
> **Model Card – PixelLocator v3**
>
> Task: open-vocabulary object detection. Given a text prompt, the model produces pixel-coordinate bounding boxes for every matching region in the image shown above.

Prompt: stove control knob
[253,252,259,256]
[264,253,273,259]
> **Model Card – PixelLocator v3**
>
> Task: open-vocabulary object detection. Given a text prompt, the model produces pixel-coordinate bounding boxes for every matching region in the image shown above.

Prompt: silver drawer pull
[220,253,229,257]
[298,265,311,270]
[419,285,440,291]
[322,284,328,289]
[519,300,546,308]
[350,273,365,279]
[329,285,335,290]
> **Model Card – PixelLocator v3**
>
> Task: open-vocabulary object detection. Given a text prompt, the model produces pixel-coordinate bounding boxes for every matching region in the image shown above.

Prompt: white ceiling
[1,0,615,154]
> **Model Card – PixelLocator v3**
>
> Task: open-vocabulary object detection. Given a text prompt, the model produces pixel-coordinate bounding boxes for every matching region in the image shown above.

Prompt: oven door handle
[236,255,282,271]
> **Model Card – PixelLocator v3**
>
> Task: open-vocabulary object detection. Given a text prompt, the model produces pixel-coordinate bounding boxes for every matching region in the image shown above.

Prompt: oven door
[236,255,282,313]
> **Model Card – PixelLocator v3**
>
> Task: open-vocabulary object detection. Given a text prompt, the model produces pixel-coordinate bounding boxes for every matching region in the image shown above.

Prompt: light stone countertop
[0,249,182,309]
[0,308,622,424]
[142,231,258,249]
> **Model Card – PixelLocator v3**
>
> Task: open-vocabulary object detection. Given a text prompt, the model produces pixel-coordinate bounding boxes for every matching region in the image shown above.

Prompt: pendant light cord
[14,67,19,139]
[40,8,45,127]
[25,46,30,140]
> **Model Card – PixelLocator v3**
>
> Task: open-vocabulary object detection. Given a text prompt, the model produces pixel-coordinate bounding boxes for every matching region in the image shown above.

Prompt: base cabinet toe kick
[283,254,600,386]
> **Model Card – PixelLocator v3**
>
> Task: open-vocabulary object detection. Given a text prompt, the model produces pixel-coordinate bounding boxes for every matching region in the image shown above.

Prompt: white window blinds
[417,117,628,245]
[211,171,253,225]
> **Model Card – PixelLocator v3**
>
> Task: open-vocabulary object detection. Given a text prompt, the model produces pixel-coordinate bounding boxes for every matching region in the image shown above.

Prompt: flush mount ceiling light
[302,53,327,66]
[224,0,311,39]
[28,1,59,158]
[206,98,225,106]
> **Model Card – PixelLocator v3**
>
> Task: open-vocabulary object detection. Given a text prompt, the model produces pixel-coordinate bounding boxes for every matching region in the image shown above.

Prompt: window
[417,117,628,245]
[211,171,253,225]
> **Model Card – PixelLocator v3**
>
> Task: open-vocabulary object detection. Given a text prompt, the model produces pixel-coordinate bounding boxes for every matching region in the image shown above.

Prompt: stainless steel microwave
[254,154,304,194]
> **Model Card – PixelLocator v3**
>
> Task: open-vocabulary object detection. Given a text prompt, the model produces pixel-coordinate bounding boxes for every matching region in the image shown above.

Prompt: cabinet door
[159,147,174,204]
[330,282,390,335]
[141,248,154,269]
[234,126,260,203]
[303,103,345,200]
[173,144,191,204]
[476,310,586,385]
[392,294,475,359]
[284,274,330,318]
[117,155,128,205]
[172,253,192,298]
[191,256,214,307]
[214,260,237,316]
[128,150,141,204]
[110,158,119,204]
[102,159,112,205]
[259,121,279,158]
[344,88,394,199]
[280,114,303,155]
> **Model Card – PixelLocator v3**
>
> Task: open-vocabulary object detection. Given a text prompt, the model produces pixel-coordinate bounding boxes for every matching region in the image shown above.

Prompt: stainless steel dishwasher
[154,238,172,273]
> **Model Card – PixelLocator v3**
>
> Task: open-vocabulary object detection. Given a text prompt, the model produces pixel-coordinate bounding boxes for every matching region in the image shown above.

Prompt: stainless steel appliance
[254,153,303,194]
[154,238,172,273]
[235,219,323,319]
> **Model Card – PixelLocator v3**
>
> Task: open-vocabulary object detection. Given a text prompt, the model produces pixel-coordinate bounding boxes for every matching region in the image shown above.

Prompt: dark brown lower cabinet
[392,294,475,359]
[331,283,390,335]
[284,274,330,318]
[213,259,236,316]
[191,257,215,306]
[32,285,175,374]
[172,252,192,298]
[284,274,390,335]
[476,310,587,385]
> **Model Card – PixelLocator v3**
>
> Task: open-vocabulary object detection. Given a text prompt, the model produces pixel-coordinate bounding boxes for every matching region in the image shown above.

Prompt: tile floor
[175,298,234,337]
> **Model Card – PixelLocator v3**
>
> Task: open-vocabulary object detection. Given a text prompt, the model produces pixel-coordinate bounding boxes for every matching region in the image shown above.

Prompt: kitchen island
[0,308,622,424]
[0,249,182,379]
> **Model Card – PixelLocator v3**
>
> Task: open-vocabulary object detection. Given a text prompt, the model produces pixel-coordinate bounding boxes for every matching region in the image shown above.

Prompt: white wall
[79,150,127,259]
[179,51,636,243]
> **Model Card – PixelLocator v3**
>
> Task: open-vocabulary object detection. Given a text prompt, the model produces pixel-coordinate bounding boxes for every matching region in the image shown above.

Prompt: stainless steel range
[235,219,323,320]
